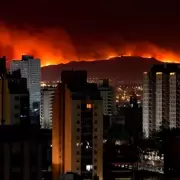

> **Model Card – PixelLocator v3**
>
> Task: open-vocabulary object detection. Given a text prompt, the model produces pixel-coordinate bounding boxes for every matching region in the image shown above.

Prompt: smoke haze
[0,24,179,66]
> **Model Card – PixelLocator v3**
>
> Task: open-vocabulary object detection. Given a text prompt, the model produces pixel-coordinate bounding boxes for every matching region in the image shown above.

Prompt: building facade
[7,72,29,125]
[40,86,55,129]
[10,55,41,112]
[0,126,43,180]
[0,57,29,125]
[52,71,103,180]
[143,64,180,138]
[98,79,116,116]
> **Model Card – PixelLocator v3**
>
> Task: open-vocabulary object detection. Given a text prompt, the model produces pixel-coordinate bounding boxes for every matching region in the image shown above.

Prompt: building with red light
[52,70,103,180]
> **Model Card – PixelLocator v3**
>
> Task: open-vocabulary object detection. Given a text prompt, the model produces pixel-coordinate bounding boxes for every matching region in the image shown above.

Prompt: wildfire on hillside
[0,24,179,66]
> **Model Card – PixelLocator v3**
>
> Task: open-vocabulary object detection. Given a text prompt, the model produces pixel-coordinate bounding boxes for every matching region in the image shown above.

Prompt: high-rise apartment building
[143,64,180,138]
[52,70,103,180]
[0,57,29,125]
[98,79,116,115]
[10,55,41,113]
[6,70,30,125]
[40,86,55,129]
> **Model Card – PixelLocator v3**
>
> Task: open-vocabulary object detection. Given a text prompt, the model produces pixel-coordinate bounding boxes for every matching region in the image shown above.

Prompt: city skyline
[0,1,179,179]
[0,55,177,179]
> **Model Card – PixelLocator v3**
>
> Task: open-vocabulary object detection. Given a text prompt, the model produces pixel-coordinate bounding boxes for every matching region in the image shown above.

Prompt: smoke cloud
[0,23,77,66]
[0,23,179,66]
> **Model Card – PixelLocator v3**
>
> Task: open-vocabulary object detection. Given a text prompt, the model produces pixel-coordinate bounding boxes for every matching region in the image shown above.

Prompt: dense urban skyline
[0,1,179,180]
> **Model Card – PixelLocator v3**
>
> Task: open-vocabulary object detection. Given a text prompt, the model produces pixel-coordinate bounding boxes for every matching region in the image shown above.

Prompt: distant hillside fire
[0,24,179,66]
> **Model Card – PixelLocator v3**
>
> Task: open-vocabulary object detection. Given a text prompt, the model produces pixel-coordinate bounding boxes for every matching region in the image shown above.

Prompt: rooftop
[69,83,102,100]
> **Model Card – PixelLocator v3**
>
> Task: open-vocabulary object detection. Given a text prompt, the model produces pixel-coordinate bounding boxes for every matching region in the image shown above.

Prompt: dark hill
[41,56,162,81]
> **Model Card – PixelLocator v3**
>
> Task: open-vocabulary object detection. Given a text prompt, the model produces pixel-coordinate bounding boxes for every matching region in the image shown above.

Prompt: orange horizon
[41,55,176,67]
[0,24,179,67]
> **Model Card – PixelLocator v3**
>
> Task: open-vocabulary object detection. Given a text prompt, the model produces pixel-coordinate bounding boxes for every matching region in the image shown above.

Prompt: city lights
[1,0,180,179]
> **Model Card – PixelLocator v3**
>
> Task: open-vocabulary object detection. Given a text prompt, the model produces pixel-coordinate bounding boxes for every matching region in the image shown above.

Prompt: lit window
[86,165,93,171]
[87,104,92,109]
[156,72,162,75]
[170,72,175,76]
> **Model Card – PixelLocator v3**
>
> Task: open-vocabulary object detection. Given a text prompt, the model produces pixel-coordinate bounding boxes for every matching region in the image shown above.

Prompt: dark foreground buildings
[0,57,29,125]
[6,70,30,125]
[117,93,142,144]
[0,57,52,180]
[164,135,180,177]
[0,125,52,180]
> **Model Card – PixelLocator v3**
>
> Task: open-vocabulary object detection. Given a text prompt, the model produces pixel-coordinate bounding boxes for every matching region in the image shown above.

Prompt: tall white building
[98,79,116,115]
[40,86,55,129]
[10,55,41,112]
[143,64,180,138]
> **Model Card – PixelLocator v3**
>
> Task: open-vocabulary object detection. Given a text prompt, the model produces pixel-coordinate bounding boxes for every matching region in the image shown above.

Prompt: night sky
[0,0,180,65]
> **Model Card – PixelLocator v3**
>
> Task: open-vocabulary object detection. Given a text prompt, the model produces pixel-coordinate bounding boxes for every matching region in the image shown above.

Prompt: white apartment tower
[10,55,41,112]
[40,86,55,129]
[98,79,116,115]
[143,64,180,138]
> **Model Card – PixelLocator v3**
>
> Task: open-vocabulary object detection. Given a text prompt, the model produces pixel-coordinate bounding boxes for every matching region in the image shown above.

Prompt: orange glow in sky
[0,24,179,66]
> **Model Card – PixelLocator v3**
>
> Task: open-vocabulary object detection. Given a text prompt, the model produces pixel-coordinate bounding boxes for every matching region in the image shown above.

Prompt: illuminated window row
[156,72,162,75]
[170,72,175,76]
[156,72,176,76]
